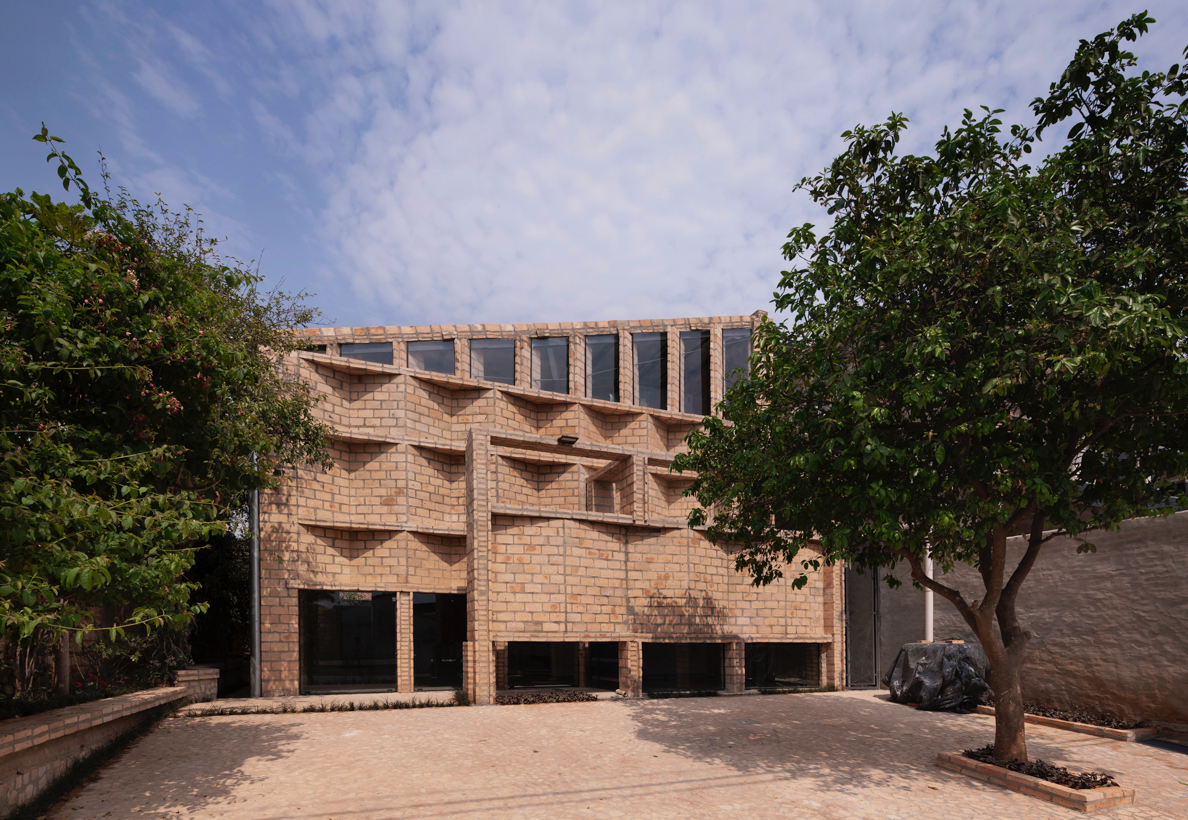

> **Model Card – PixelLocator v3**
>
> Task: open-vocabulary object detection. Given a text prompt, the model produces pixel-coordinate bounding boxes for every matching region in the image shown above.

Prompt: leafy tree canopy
[0,132,332,643]
[674,14,1187,760]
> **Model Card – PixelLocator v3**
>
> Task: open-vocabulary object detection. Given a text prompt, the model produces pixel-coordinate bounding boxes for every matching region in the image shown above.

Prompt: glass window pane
[471,338,515,384]
[299,590,397,693]
[408,340,455,375]
[340,342,393,365]
[680,330,711,415]
[722,328,752,392]
[586,335,618,402]
[531,337,569,393]
[633,332,667,410]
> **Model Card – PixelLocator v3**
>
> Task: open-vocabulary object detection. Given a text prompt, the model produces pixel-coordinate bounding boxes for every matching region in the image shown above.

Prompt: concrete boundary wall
[878,511,1188,728]
[0,686,186,815]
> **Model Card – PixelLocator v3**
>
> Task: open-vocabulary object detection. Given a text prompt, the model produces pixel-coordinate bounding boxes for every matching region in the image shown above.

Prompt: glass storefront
[413,592,467,689]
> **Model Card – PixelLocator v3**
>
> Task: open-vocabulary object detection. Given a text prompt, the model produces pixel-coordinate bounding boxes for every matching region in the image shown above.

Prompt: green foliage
[0,129,333,647]
[677,13,1187,587]
[674,15,1186,758]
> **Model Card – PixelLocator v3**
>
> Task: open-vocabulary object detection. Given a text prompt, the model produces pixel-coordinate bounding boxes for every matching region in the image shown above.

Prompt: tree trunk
[975,622,1028,761]
[55,633,71,696]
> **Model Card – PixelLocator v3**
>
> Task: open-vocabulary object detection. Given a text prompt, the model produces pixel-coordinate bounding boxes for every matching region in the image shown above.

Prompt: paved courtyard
[49,690,1187,819]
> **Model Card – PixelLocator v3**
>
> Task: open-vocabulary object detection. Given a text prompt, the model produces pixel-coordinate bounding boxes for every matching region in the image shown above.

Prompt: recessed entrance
[299,590,397,694]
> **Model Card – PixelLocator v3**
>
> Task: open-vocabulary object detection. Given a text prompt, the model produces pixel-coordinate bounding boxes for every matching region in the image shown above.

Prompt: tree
[0,132,333,672]
[674,15,1188,762]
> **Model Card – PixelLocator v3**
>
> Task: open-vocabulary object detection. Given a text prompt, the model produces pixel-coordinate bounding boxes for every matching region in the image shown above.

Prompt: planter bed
[935,751,1135,813]
[975,706,1158,741]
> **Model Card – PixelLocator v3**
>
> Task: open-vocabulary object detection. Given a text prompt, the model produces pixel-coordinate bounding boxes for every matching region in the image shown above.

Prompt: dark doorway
[642,643,723,692]
[845,565,880,687]
[299,590,397,693]
[413,592,466,689]
[506,642,576,687]
[745,643,819,689]
[587,642,620,691]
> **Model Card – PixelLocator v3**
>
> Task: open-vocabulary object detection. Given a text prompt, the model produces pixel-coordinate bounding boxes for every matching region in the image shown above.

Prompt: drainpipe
[250,484,262,698]
[923,551,934,643]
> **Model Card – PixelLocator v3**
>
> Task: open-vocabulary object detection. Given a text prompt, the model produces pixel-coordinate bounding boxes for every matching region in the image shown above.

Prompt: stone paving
[47,690,1187,819]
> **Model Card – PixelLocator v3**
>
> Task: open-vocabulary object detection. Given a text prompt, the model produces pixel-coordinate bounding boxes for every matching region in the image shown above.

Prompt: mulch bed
[1024,703,1144,730]
[963,745,1119,789]
[496,690,599,705]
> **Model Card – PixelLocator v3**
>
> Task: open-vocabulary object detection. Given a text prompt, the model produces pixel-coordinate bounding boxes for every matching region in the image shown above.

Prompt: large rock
[884,642,993,713]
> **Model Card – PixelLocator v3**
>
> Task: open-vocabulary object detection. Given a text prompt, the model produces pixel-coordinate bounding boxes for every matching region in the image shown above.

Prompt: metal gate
[845,565,880,688]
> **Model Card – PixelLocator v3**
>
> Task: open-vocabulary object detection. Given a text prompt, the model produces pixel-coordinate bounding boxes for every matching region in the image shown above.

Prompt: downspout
[923,551,934,643]
[250,482,262,698]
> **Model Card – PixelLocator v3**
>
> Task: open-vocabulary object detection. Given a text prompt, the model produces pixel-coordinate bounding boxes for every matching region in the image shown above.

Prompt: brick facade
[259,314,845,702]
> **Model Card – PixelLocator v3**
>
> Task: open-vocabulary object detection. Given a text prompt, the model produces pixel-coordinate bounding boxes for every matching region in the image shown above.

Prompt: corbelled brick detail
[260,313,842,699]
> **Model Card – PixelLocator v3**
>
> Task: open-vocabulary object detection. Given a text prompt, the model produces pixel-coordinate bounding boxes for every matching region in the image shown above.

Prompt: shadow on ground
[622,690,1000,792]
[48,714,306,819]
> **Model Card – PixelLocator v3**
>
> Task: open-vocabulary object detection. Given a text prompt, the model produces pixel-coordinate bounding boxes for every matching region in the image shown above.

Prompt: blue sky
[2,1,1186,329]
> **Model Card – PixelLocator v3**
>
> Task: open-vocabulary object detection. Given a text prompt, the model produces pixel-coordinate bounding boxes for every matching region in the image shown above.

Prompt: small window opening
[408,340,456,375]
[471,338,515,384]
[722,328,751,393]
[680,330,711,414]
[586,334,618,402]
[340,342,393,365]
[633,332,667,410]
[531,337,569,393]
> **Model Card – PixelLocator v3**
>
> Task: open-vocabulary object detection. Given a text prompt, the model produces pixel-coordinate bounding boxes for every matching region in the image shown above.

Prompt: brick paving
[48,690,1187,819]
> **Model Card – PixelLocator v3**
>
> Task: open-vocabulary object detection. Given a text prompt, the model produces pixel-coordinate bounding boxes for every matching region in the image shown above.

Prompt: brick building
[258,314,846,703]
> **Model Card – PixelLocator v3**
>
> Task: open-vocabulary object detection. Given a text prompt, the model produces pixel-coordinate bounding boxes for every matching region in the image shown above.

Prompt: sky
[2,1,1186,330]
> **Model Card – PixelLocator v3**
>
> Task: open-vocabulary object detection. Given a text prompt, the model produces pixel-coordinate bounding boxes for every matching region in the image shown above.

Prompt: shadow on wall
[630,590,729,635]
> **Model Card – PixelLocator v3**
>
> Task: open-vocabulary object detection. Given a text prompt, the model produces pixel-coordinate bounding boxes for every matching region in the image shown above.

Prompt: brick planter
[0,687,186,816]
[935,751,1135,813]
[975,706,1159,741]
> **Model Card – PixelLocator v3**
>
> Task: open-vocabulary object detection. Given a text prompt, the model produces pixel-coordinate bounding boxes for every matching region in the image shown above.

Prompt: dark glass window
[680,330,711,415]
[633,332,667,410]
[471,338,515,384]
[586,642,620,690]
[506,642,576,688]
[340,342,393,365]
[408,340,455,375]
[308,344,328,354]
[642,642,723,692]
[531,337,568,393]
[744,643,817,689]
[299,590,397,693]
[413,592,467,690]
[586,335,618,402]
[722,328,752,393]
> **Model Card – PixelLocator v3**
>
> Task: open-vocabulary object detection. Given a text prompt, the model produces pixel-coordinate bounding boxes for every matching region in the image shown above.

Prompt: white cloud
[46,0,1188,328]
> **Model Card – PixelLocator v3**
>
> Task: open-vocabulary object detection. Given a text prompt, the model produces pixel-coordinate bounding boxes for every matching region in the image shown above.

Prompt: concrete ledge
[0,687,186,815]
[935,751,1136,813]
[975,706,1159,741]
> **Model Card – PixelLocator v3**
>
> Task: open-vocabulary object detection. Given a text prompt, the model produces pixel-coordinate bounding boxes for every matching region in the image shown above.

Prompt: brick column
[465,430,495,704]
[709,324,724,411]
[666,327,680,413]
[397,591,414,693]
[620,333,634,405]
[724,641,745,693]
[569,334,584,397]
[455,337,469,378]
[822,562,846,689]
[577,642,589,687]
[619,640,642,698]
[260,471,300,697]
